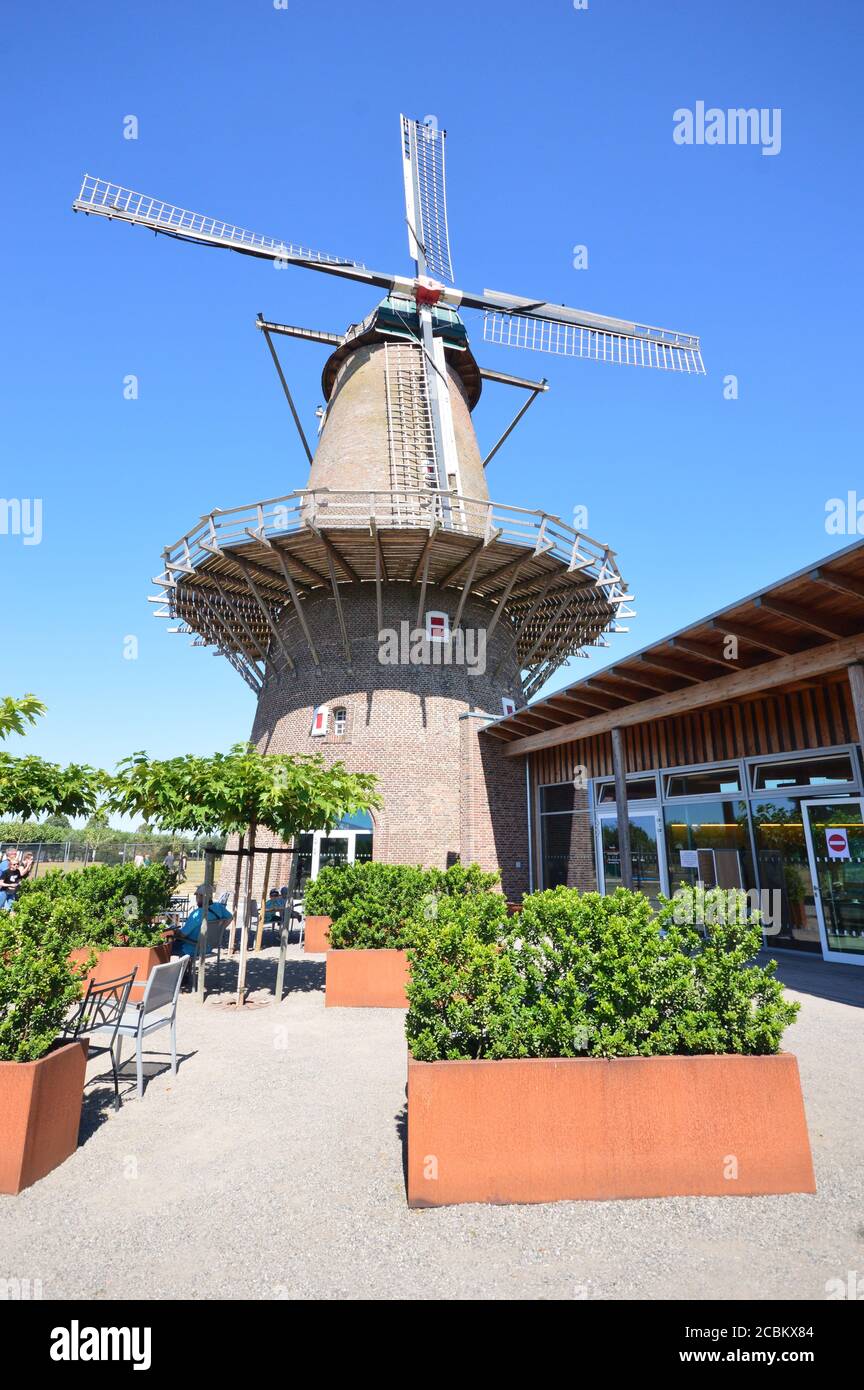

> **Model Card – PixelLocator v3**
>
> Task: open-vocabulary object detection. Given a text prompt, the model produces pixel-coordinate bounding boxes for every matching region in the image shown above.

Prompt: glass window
[664,799,756,895]
[664,766,742,798]
[354,832,373,864]
[333,707,347,736]
[595,777,658,804]
[750,798,821,954]
[540,784,579,814]
[541,810,596,891]
[750,753,855,792]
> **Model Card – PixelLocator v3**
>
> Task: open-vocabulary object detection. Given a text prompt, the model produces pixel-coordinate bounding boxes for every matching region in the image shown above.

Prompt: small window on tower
[333,706,347,737]
[426,611,449,642]
[310,706,328,737]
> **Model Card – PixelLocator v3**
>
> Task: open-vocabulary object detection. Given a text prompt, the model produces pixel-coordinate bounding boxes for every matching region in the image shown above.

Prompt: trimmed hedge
[16,862,176,949]
[308,860,502,951]
[0,901,83,1062]
[406,885,799,1062]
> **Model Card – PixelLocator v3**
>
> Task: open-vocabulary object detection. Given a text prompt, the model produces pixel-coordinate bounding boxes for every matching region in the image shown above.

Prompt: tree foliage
[0,694,47,741]
[0,754,103,822]
[107,743,379,841]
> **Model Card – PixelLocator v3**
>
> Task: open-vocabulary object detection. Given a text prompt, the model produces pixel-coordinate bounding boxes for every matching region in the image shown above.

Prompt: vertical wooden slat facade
[531,677,859,787]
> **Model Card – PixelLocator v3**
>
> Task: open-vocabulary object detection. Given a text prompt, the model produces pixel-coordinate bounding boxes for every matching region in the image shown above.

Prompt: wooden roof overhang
[152,488,632,694]
[484,537,864,757]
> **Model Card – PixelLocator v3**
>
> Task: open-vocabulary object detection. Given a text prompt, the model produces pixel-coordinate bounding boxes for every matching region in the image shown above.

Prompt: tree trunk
[228,833,244,955]
[236,820,257,1006]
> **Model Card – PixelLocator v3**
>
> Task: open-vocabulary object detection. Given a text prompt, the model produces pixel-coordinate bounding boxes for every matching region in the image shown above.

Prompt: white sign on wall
[679,850,699,869]
[825,827,851,862]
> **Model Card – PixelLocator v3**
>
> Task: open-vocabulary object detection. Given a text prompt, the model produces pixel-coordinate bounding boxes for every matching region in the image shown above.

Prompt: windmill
[71,114,703,907]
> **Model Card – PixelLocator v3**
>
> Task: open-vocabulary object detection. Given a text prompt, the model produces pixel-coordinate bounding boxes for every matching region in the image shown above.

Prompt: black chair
[64,970,138,1110]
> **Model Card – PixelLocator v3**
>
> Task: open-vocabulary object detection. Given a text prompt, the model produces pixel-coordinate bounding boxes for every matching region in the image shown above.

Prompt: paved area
[1,947,861,1301]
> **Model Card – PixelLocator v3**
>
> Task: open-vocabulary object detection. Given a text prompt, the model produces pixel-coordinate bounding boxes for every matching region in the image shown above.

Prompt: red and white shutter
[310,705,329,737]
[501,697,516,717]
[426,610,449,642]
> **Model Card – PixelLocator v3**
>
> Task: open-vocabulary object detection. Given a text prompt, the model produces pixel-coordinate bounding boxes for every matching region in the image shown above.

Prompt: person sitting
[263,888,283,927]
[173,888,233,978]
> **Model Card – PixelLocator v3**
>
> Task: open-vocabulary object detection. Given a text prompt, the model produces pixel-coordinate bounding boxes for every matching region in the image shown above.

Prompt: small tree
[108,743,379,1004]
[81,810,113,863]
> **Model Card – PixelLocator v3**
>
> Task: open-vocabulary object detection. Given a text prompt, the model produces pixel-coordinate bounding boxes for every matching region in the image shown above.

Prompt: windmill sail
[483,309,705,374]
[72,176,363,270]
[400,116,454,284]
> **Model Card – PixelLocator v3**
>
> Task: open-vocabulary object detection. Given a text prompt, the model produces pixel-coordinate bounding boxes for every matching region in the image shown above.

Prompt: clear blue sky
[2,0,862,773]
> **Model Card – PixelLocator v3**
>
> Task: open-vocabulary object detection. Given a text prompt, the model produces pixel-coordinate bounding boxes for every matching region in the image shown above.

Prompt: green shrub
[16,862,175,949]
[321,860,503,950]
[406,885,798,1062]
[0,903,83,1062]
[302,862,364,919]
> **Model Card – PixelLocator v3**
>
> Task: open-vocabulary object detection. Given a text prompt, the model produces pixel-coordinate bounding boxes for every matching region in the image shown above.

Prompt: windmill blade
[72,174,379,280]
[400,116,454,284]
[483,309,705,373]
[458,284,704,373]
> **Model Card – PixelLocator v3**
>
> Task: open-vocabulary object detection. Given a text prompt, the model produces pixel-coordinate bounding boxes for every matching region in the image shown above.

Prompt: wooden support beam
[450,545,485,635]
[810,567,864,603]
[709,617,800,657]
[324,551,352,663]
[754,595,849,640]
[503,631,864,755]
[519,586,577,670]
[543,694,606,718]
[611,727,633,890]
[277,546,330,588]
[229,554,296,674]
[492,574,557,678]
[200,560,271,667]
[437,537,487,589]
[601,667,679,695]
[373,520,384,636]
[483,555,533,642]
[411,525,440,584]
[311,528,362,584]
[637,653,703,684]
[670,637,747,671]
[415,549,431,631]
[268,542,320,665]
[848,663,864,748]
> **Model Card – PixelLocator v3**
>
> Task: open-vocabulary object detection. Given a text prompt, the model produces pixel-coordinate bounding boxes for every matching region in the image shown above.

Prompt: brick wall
[217,583,528,900]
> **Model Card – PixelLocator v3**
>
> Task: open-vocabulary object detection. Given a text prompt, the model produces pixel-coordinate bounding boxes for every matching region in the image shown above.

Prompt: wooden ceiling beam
[754,595,850,639]
[808,567,864,603]
[502,631,864,756]
[709,617,800,657]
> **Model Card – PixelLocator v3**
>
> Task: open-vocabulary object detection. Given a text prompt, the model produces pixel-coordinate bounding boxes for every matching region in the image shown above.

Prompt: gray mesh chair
[91,957,188,1099]
[64,969,138,1110]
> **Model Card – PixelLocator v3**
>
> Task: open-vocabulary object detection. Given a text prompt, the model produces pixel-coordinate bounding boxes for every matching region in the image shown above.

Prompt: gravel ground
[1,947,861,1301]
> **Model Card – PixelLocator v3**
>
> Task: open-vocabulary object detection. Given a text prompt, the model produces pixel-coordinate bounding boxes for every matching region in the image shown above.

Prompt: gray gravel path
[1,948,861,1301]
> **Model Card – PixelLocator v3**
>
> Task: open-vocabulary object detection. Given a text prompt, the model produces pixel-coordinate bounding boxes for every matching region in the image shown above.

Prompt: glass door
[597,809,667,906]
[802,799,864,964]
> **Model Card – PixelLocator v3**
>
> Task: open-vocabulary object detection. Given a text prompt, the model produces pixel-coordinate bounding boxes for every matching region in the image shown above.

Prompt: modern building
[483,538,864,967]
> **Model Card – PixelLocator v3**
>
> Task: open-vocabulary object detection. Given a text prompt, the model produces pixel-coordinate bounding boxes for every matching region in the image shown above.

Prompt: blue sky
[1,0,862,775]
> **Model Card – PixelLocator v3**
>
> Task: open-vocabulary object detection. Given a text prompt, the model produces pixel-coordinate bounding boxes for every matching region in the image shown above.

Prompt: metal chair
[63,970,138,1110]
[193,911,228,994]
[90,957,188,1100]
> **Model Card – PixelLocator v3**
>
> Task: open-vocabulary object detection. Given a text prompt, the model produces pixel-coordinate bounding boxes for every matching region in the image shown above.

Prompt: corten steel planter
[406,1053,816,1208]
[304,915,332,953]
[69,944,170,1001]
[0,1040,89,1195]
[325,949,410,1008]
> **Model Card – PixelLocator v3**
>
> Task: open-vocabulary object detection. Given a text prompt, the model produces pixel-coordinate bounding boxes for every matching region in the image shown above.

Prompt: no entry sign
[825,827,851,862]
